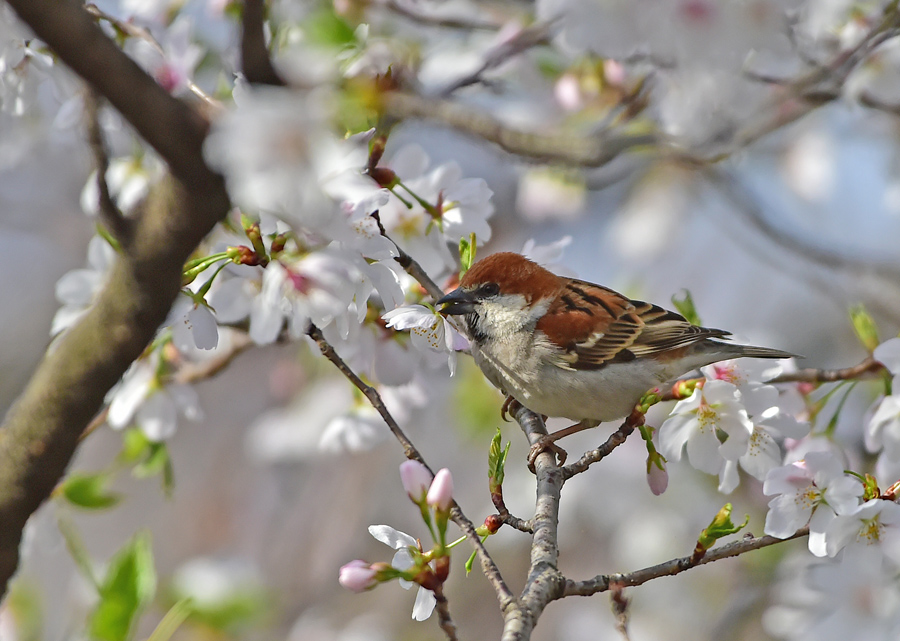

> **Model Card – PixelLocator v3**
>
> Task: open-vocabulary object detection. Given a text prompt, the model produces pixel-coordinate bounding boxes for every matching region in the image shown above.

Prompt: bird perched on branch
[436,252,794,466]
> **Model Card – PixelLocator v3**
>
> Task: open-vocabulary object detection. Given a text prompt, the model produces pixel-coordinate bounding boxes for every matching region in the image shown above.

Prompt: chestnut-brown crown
[459,252,562,302]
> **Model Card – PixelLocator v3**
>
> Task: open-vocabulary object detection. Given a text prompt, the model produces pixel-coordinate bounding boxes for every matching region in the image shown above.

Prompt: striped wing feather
[536,279,730,371]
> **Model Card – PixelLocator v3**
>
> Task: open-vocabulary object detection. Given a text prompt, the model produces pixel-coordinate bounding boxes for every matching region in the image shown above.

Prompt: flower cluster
[659,359,809,493]
[338,461,456,621]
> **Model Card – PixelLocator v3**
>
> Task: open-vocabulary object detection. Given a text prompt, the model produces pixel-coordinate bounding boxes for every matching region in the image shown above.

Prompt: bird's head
[436,253,561,343]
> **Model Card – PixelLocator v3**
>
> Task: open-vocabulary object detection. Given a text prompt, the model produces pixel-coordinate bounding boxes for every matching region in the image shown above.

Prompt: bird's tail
[725,343,799,360]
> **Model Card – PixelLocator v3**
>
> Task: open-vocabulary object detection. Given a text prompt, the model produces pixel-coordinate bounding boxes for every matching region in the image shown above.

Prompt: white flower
[372,144,493,277]
[658,380,753,475]
[204,86,337,224]
[866,338,900,462]
[382,304,468,375]
[246,248,389,346]
[734,384,811,485]
[868,395,900,459]
[521,236,573,269]
[875,338,900,389]
[127,16,203,95]
[319,405,388,453]
[106,353,202,441]
[81,155,162,217]
[51,235,116,336]
[763,451,862,556]
[168,291,219,351]
[824,498,900,558]
[367,525,436,621]
[764,546,900,641]
[702,358,785,392]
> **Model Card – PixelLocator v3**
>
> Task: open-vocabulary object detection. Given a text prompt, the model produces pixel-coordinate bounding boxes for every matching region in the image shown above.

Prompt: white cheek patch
[478,294,534,338]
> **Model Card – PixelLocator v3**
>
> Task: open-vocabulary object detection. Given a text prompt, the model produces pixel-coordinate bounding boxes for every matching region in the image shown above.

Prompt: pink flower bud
[338,560,377,592]
[647,461,669,496]
[400,460,433,502]
[426,468,454,512]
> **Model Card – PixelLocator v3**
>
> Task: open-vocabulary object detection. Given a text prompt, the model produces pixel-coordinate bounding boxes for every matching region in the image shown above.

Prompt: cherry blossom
[382,304,468,375]
[763,451,862,556]
[865,338,900,464]
[367,525,436,621]
[823,498,900,558]
[658,380,753,475]
[765,546,900,641]
[126,15,203,95]
[167,291,219,351]
[51,234,116,336]
[106,353,202,441]
[319,404,389,454]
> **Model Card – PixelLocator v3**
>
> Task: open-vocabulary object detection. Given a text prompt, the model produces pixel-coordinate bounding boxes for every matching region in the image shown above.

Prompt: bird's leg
[500,396,520,422]
[527,420,594,471]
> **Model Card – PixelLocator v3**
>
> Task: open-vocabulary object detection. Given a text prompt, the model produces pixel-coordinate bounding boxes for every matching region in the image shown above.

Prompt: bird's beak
[436,288,477,315]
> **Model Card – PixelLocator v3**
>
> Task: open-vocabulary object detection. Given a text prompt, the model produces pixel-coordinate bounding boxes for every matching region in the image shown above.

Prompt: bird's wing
[535,279,729,371]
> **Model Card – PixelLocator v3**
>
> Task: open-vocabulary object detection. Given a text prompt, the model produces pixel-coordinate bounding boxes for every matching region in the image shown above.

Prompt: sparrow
[436,252,794,466]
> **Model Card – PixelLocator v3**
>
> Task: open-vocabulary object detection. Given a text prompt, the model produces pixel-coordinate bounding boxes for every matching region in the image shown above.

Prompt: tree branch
[304,323,517,611]
[240,0,286,86]
[564,528,809,596]
[499,406,565,641]
[0,0,230,598]
[382,91,658,168]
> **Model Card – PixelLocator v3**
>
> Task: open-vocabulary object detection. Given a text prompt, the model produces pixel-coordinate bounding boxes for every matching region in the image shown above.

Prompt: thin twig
[371,212,445,300]
[439,20,556,96]
[561,415,640,480]
[84,89,129,241]
[84,3,219,107]
[305,323,516,608]
[383,0,501,31]
[769,356,885,383]
[564,528,809,596]
[433,585,459,641]
[497,512,533,534]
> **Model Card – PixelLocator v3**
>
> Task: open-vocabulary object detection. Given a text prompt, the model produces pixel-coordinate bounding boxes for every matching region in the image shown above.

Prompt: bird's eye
[480,282,500,297]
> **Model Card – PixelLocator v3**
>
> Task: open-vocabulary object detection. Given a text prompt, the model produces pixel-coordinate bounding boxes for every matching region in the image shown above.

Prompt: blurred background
[3,0,900,639]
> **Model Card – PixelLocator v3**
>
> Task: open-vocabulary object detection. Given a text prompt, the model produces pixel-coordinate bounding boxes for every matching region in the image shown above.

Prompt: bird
[436,252,795,467]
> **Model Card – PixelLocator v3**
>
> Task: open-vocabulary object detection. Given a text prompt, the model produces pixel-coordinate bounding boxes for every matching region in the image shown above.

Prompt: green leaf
[850,304,880,352]
[303,8,356,48]
[134,442,175,497]
[488,429,511,492]
[458,233,477,278]
[862,473,881,501]
[60,472,122,510]
[88,531,156,641]
[57,516,100,588]
[671,289,702,326]
[118,428,151,464]
[146,598,193,641]
[696,504,749,552]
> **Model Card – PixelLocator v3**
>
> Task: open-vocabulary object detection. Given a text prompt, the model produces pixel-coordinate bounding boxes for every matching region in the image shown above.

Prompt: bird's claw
[500,396,521,422]
[527,436,568,472]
